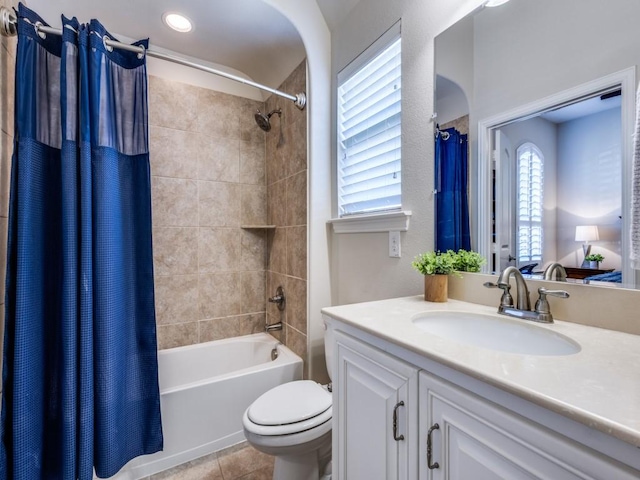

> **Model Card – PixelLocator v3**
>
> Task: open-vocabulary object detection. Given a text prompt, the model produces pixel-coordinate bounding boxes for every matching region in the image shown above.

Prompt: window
[337,25,401,216]
[516,143,544,264]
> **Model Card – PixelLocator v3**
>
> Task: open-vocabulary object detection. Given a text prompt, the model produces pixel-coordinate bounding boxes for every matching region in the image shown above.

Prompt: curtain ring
[34,21,46,39]
[136,44,146,60]
[103,34,114,53]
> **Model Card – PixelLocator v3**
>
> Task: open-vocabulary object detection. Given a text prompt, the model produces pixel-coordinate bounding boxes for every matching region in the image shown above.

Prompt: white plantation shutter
[516,143,544,263]
[338,30,401,216]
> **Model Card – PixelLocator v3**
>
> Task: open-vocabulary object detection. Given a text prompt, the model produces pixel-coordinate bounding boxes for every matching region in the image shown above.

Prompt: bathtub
[113,333,303,479]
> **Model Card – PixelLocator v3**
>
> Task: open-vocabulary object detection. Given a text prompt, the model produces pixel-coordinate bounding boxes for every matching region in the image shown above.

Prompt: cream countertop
[321,296,640,449]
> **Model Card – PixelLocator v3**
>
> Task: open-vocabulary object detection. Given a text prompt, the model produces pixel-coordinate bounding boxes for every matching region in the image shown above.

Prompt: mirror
[434,0,640,289]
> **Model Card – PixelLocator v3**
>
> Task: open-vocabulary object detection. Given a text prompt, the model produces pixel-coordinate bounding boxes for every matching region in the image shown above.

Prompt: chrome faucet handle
[534,287,570,323]
[537,287,570,299]
[268,285,286,311]
[483,281,514,307]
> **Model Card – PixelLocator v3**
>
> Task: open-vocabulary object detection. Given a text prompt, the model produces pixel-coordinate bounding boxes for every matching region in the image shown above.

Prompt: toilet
[242,322,334,480]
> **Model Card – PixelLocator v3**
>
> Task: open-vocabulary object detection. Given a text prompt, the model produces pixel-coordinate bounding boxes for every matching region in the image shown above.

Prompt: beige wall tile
[157,322,199,350]
[197,134,240,183]
[267,227,286,275]
[198,181,241,227]
[199,313,264,343]
[196,89,241,140]
[285,324,307,375]
[241,229,266,271]
[286,171,307,226]
[198,272,242,319]
[148,76,199,131]
[286,117,307,177]
[286,226,306,279]
[286,277,307,334]
[267,179,286,226]
[242,271,265,313]
[0,44,15,137]
[281,61,306,124]
[239,140,265,186]
[266,136,286,185]
[154,274,199,325]
[241,185,267,225]
[0,130,11,217]
[198,227,240,273]
[149,126,199,179]
[152,177,198,227]
[153,227,198,276]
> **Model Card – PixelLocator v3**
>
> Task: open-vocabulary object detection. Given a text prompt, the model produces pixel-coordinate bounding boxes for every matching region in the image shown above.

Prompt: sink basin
[411,311,581,356]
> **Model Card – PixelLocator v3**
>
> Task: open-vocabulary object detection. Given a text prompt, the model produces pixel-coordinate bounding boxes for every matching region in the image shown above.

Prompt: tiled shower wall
[148,75,269,349]
[265,60,308,374]
[0,0,18,387]
[0,26,309,369]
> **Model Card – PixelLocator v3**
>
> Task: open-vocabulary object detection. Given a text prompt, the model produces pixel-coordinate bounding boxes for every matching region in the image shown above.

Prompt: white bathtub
[113,333,303,479]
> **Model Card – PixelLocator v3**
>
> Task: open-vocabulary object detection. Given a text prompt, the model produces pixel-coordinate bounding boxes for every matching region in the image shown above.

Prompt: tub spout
[265,322,283,332]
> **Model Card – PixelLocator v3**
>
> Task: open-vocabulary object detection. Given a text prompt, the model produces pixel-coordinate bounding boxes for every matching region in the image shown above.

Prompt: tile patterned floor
[142,442,274,480]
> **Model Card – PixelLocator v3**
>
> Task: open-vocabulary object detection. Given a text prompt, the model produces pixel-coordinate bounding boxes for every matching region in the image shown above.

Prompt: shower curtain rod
[0,6,307,110]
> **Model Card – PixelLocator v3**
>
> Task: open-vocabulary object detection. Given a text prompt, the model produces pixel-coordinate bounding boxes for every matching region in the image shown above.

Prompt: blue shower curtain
[1,4,163,479]
[435,127,471,252]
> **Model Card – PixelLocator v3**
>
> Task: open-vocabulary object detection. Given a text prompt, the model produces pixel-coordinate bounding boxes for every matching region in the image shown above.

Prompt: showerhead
[254,108,281,132]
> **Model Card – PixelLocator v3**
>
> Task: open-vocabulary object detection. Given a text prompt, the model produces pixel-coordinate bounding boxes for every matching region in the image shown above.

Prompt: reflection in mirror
[434,0,640,289]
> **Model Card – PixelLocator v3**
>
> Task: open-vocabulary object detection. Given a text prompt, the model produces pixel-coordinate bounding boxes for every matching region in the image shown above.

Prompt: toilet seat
[244,380,332,436]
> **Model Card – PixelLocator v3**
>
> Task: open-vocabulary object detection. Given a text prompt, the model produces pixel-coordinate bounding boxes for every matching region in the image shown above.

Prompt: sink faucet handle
[483,281,514,307]
[537,287,570,299]
[534,287,569,323]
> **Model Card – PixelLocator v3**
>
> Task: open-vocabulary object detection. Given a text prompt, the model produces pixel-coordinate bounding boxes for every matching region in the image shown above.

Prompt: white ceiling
[28,0,311,91]
[540,94,621,124]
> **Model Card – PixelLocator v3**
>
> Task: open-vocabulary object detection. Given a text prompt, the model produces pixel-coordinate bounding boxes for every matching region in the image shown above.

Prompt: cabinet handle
[427,423,440,469]
[392,401,405,441]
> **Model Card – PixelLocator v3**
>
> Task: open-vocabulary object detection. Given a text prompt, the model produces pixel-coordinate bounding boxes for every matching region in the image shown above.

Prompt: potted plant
[412,251,455,302]
[585,253,604,269]
[450,249,486,273]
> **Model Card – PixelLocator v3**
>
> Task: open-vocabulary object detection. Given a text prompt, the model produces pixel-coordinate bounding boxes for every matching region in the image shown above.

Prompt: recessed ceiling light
[162,12,193,33]
[485,0,511,6]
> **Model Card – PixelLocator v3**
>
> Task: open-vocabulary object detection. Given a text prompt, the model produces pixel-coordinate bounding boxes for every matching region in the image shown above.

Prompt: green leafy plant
[450,249,486,272]
[585,253,604,262]
[412,251,456,275]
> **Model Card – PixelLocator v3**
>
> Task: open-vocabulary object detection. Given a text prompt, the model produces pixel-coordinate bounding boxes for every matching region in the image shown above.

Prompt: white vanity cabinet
[334,331,419,480]
[329,320,640,480]
[419,371,639,480]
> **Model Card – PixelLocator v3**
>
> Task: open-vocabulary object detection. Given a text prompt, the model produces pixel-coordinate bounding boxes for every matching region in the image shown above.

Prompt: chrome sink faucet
[484,266,569,323]
[543,262,567,282]
[498,266,531,311]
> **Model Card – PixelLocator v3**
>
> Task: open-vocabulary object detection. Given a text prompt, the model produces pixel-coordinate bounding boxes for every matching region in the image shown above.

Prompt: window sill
[328,210,411,234]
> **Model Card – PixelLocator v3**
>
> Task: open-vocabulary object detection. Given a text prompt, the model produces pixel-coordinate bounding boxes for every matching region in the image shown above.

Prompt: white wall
[556,108,622,270]
[472,0,640,121]
[329,0,483,305]
[262,0,332,382]
[435,14,474,124]
[500,117,558,268]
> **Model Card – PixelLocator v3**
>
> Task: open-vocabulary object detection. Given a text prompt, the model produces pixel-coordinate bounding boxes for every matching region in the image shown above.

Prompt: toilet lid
[248,380,332,426]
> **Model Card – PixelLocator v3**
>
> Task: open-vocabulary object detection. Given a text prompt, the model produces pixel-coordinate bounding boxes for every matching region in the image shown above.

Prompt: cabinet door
[419,371,639,480]
[334,331,418,480]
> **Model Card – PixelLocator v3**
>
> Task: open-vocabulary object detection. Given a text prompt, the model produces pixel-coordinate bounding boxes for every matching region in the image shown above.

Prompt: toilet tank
[323,317,335,382]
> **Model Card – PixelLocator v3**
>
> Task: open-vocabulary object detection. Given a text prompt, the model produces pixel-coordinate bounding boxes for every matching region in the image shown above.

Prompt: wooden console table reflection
[563,267,614,280]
